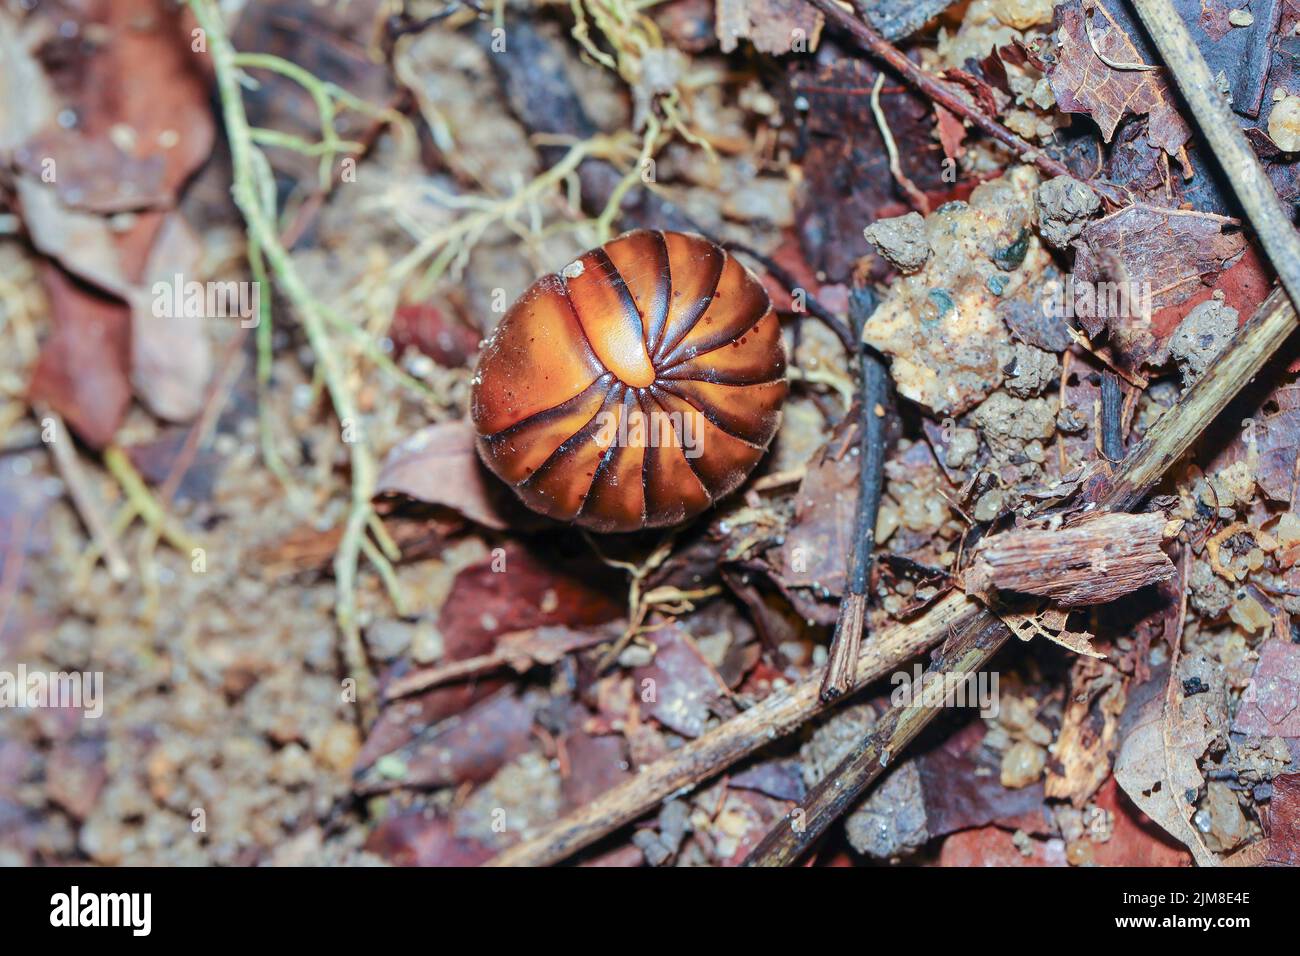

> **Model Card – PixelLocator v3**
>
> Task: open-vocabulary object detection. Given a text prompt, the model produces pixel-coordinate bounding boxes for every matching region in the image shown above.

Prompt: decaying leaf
[1071,203,1247,367]
[1045,656,1126,806]
[1001,604,1106,658]
[1113,663,1218,866]
[1047,0,1192,156]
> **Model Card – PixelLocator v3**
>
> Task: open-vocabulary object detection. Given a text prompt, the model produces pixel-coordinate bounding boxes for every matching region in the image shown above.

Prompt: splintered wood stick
[963,511,1178,607]
[485,589,981,867]
[743,285,1298,865]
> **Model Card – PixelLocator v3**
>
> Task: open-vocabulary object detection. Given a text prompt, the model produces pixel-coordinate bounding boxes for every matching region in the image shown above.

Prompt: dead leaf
[15,177,129,296]
[354,689,536,793]
[1048,0,1192,156]
[779,411,861,597]
[128,214,212,422]
[1232,638,1300,738]
[1045,656,1126,806]
[376,419,552,531]
[1001,604,1106,659]
[0,10,56,154]
[27,263,132,449]
[1113,663,1218,866]
[1072,203,1247,367]
[633,624,729,738]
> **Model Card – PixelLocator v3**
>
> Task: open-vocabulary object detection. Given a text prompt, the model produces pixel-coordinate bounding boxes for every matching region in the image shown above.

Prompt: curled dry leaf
[1001,604,1105,658]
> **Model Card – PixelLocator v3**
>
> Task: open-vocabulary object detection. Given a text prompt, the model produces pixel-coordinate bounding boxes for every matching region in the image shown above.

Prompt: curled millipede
[470,229,788,532]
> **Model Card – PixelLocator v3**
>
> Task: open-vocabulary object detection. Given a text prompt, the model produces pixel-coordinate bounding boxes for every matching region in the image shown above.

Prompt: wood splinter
[962,511,1180,607]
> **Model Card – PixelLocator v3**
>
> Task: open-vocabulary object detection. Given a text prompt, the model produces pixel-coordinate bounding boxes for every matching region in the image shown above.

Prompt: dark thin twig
[1100,370,1124,462]
[812,0,1125,205]
[821,293,890,701]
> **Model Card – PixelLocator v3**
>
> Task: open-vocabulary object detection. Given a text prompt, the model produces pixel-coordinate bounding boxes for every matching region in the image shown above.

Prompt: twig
[35,408,129,582]
[813,0,1125,204]
[822,294,890,701]
[742,285,1299,865]
[485,590,981,866]
[1100,370,1124,462]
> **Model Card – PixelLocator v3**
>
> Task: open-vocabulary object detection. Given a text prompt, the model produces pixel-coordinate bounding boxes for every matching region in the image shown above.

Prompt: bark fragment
[964,511,1178,606]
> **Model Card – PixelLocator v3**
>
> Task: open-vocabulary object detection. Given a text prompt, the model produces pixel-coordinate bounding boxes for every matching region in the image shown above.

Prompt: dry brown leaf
[375,419,549,532]
[128,214,212,422]
[1048,0,1192,156]
[1113,663,1218,867]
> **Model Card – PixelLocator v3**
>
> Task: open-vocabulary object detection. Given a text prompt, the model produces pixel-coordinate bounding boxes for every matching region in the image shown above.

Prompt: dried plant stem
[743,285,1298,865]
[36,408,129,582]
[486,590,981,866]
[190,0,378,723]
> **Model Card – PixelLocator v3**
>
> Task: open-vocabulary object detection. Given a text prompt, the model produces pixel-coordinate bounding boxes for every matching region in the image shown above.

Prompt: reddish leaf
[364,813,494,867]
[634,625,729,738]
[390,302,481,369]
[1233,639,1300,738]
[355,690,536,793]
[28,263,132,449]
